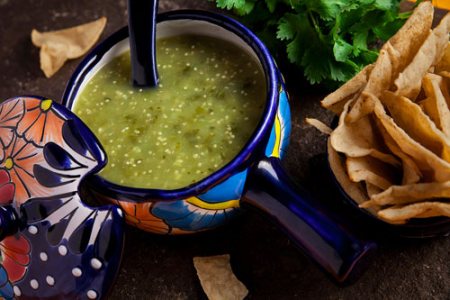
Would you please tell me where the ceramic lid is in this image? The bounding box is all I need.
[0,96,124,299]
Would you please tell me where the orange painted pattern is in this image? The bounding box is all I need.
[17,98,65,146]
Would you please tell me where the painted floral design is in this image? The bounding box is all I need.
[0,167,31,296]
[0,235,31,283]
[0,96,123,299]
[1,135,52,204]
[0,100,24,161]
[16,98,65,146]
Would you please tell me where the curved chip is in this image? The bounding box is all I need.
[382,90,450,162]
[393,13,450,99]
[377,202,450,224]
[373,96,450,182]
[31,17,107,77]
[331,99,400,166]
[346,1,434,122]
[362,181,450,207]
[420,73,450,137]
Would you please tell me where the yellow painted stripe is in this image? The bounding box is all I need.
[271,113,282,158]
[186,197,240,210]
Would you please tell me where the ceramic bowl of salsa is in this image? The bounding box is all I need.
[63,10,376,283]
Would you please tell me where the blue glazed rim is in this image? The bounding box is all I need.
[62,10,279,202]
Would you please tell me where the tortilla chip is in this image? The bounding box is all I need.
[393,13,450,99]
[193,255,248,300]
[365,182,383,198]
[420,73,450,137]
[331,100,400,166]
[377,123,422,184]
[39,44,67,78]
[373,96,450,182]
[345,48,394,122]
[435,42,450,74]
[31,17,107,77]
[381,90,450,162]
[346,1,434,122]
[327,139,368,205]
[346,156,398,190]
[377,202,450,223]
[362,181,450,207]
[305,118,332,135]
[321,64,373,114]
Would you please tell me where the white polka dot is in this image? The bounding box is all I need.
[87,290,98,299]
[72,267,82,277]
[58,245,67,256]
[117,208,123,217]
[13,286,21,296]
[40,252,48,261]
[46,276,55,286]
[90,258,102,270]
[28,226,38,235]
[30,279,39,290]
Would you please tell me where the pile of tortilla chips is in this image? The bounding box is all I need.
[310,1,450,224]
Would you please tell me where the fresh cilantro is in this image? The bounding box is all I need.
[212,0,408,87]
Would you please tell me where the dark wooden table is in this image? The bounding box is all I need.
[0,1,448,299]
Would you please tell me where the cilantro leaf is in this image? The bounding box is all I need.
[213,0,407,87]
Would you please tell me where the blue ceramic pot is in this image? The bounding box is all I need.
[63,10,376,283]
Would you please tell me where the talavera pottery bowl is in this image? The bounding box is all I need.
[0,96,124,299]
[63,10,376,283]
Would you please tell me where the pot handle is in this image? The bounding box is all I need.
[242,157,376,284]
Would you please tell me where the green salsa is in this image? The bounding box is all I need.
[74,35,266,189]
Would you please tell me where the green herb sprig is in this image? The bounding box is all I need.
[214,0,410,87]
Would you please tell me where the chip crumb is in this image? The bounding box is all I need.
[193,254,248,300]
[305,118,332,135]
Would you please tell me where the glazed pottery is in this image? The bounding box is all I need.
[0,96,124,299]
[64,10,376,283]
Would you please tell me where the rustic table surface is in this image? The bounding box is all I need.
[0,0,448,299]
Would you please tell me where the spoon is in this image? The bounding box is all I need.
[128,0,159,87]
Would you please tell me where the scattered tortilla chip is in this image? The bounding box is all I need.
[362,181,450,207]
[31,17,107,77]
[193,255,248,300]
[305,118,332,135]
[377,202,450,224]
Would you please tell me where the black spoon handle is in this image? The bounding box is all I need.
[128,0,159,87]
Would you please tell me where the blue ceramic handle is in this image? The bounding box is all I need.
[128,0,159,87]
[243,157,376,283]
[0,205,19,241]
